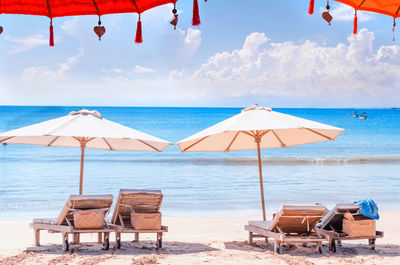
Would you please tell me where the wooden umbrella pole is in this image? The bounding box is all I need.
[79,139,86,195]
[255,136,266,221]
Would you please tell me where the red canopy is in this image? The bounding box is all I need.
[0,0,204,45]
[0,0,176,18]
[308,0,400,38]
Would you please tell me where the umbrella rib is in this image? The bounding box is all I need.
[102,138,114,151]
[47,115,80,135]
[47,136,59,146]
[304,128,333,141]
[395,5,400,16]
[260,130,270,137]
[129,0,140,12]
[137,139,161,152]
[45,0,52,18]
[183,136,209,152]
[242,131,255,137]
[225,131,240,152]
[0,136,15,143]
[271,130,286,148]
[91,0,101,16]
[358,0,367,8]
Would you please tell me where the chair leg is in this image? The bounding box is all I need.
[116,232,121,249]
[369,239,376,250]
[98,232,103,243]
[62,233,69,251]
[157,232,163,248]
[274,240,281,254]
[134,233,139,243]
[34,229,40,247]
[248,232,253,245]
[103,232,110,250]
[329,238,336,253]
[316,241,322,254]
[73,233,80,244]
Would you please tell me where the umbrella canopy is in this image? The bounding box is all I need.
[0,109,172,194]
[0,0,205,44]
[308,0,400,36]
[177,105,344,220]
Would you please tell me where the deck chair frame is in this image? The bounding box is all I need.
[315,204,384,252]
[245,205,326,254]
[111,189,168,249]
[29,195,116,251]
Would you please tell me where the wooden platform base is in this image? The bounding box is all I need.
[315,228,384,252]
[245,225,324,254]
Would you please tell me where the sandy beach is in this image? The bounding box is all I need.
[0,211,398,265]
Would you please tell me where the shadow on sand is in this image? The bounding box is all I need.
[0,241,218,265]
[224,240,400,259]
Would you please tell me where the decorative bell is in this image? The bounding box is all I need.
[94,20,106,41]
[170,15,178,29]
[322,11,333,25]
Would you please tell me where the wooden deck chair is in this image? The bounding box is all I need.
[315,204,384,252]
[111,189,168,249]
[30,195,115,251]
[245,205,326,254]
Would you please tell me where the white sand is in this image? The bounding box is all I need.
[0,211,399,265]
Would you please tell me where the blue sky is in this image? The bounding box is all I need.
[1,0,400,107]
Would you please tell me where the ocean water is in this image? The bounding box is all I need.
[0,106,399,219]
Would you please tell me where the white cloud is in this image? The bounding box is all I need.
[134,65,155,73]
[5,29,400,107]
[5,34,48,54]
[20,49,84,83]
[331,4,375,22]
[184,28,202,52]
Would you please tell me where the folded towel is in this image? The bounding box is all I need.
[354,198,379,220]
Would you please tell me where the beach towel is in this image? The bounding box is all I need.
[354,199,379,220]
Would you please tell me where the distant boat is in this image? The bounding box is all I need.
[358,112,367,120]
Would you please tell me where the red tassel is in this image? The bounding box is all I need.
[192,0,201,26]
[135,17,143,44]
[353,11,358,34]
[49,19,54,46]
[308,0,314,15]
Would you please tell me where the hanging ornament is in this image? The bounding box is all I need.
[308,0,315,15]
[0,26,3,35]
[192,0,201,26]
[94,17,106,41]
[393,18,396,41]
[135,14,143,44]
[353,10,358,34]
[170,4,178,30]
[322,1,332,25]
[49,18,54,46]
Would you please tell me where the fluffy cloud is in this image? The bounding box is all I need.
[7,28,400,107]
[5,34,48,54]
[184,28,202,53]
[331,4,375,22]
[134,65,155,73]
[20,49,84,83]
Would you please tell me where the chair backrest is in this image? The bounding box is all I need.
[269,205,326,234]
[316,204,360,231]
[55,194,113,225]
[111,189,163,225]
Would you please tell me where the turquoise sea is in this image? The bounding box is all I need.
[0,106,399,219]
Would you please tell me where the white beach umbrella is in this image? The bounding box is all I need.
[177,105,344,220]
[0,109,172,195]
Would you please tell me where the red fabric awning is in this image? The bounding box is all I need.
[0,0,177,18]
